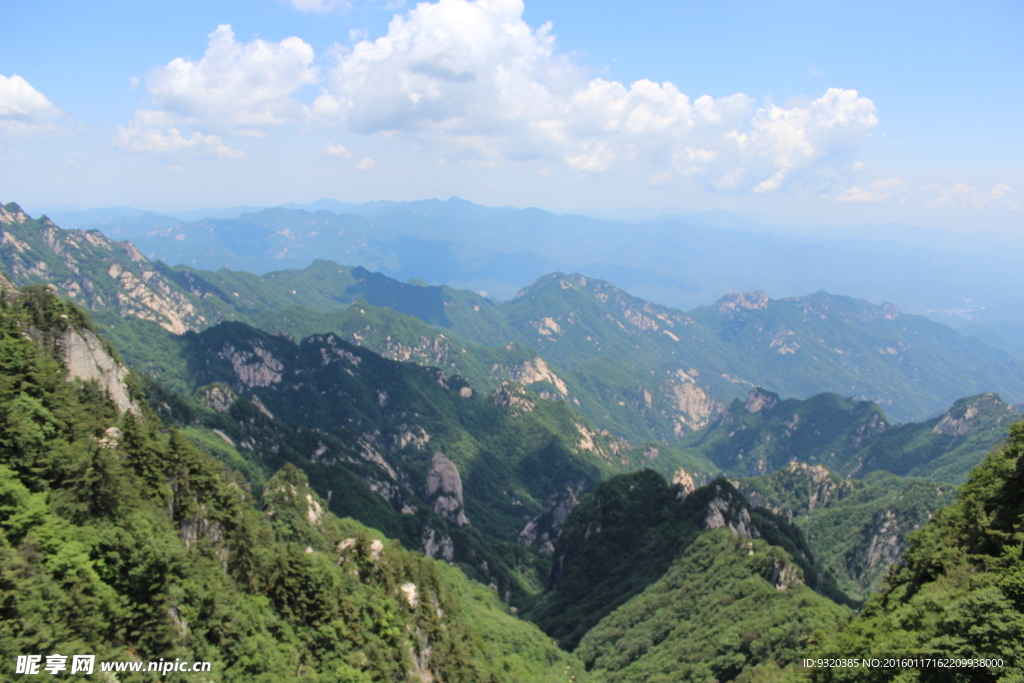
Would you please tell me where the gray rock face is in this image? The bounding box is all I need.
[932,393,1002,436]
[420,526,455,561]
[425,452,469,527]
[59,328,140,414]
[671,467,697,500]
[701,482,759,539]
[519,483,586,556]
[744,387,778,414]
[200,384,238,413]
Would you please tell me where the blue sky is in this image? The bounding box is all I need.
[1,0,1021,229]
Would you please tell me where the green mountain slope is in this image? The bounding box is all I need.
[812,422,1024,681]
[737,465,958,601]
[687,290,1024,421]
[0,279,586,682]
[677,386,1021,483]
[525,471,849,652]
[576,529,850,683]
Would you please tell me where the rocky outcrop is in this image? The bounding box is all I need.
[739,462,854,521]
[488,382,535,413]
[761,550,804,591]
[664,380,726,434]
[714,290,770,314]
[425,453,469,527]
[697,481,759,539]
[932,393,1003,436]
[744,387,779,414]
[671,468,697,500]
[505,357,569,396]
[200,384,238,413]
[219,342,284,387]
[420,526,454,561]
[59,327,140,414]
[519,483,586,556]
[848,509,905,590]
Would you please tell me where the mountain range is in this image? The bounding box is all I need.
[36,198,1024,337]
[3,197,1024,680]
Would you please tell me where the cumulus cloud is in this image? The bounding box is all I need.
[355,157,376,170]
[925,182,1017,210]
[837,177,909,203]
[116,25,317,160]
[311,0,878,192]
[0,74,65,135]
[146,25,318,130]
[114,109,244,159]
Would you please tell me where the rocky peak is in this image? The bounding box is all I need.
[744,387,779,414]
[714,290,770,314]
[519,483,587,556]
[697,481,759,539]
[0,202,29,224]
[425,452,469,527]
[933,393,1006,437]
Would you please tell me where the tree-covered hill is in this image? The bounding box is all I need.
[0,278,587,682]
[811,422,1024,682]
[678,387,1022,483]
[525,470,851,653]
[736,465,958,601]
[576,529,850,683]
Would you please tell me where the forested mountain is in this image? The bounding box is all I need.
[0,280,587,681]
[812,423,1024,681]
[681,387,1022,482]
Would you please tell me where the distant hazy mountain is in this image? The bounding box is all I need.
[34,196,1024,325]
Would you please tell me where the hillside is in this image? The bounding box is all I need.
[0,278,586,682]
[680,387,1022,482]
[736,464,958,600]
[525,471,850,652]
[812,422,1024,681]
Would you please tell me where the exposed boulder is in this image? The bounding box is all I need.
[425,452,469,527]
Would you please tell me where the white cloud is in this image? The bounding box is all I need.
[114,110,245,159]
[355,156,376,170]
[0,74,65,135]
[837,177,909,203]
[291,0,352,12]
[324,142,354,157]
[115,25,318,161]
[145,25,318,131]
[311,0,878,192]
[925,182,1018,210]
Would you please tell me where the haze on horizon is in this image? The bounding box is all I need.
[1,0,1021,233]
